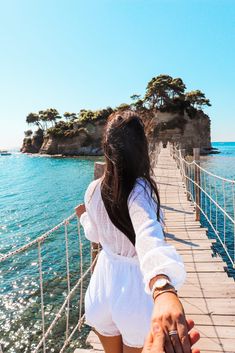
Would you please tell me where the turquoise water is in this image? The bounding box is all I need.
[0,143,235,352]
[200,142,235,273]
[0,154,102,352]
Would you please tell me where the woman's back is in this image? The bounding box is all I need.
[80,176,165,257]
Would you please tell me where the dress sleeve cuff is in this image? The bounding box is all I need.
[79,212,99,243]
[139,245,187,294]
[79,212,86,227]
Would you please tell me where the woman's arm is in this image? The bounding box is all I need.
[128,178,191,353]
[127,178,186,293]
[76,181,100,244]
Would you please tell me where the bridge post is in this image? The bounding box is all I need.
[90,162,105,271]
[193,148,201,221]
[181,149,187,194]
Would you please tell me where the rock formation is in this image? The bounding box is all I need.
[21,109,214,156]
[21,129,44,154]
[147,109,213,155]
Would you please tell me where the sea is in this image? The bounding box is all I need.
[0,142,234,352]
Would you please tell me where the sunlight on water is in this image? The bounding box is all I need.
[0,153,102,352]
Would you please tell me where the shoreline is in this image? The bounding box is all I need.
[23,152,105,160]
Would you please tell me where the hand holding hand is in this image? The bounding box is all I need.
[75,203,86,218]
[142,318,200,353]
[151,291,193,353]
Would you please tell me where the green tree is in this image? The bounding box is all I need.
[40,108,61,128]
[130,94,141,102]
[185,90,211,109]
[144,75,186,108]
[115,103,131,111]
[78,109,95,121]
[24,129,33,137]
[26,112,43,130]
[170,78,186,98]
[64,112,77,121]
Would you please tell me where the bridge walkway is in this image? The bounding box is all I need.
[76,147,235,353]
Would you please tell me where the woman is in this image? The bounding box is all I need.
[76,111,200,353]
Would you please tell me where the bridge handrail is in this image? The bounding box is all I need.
[170,143,235,269]
[0,213,98,353]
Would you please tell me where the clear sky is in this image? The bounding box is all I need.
[0,0,234,149]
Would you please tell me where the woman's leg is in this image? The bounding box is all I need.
[123,343,143,353]
[93,328,123,353]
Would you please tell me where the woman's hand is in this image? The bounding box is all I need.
[151,292,192,353]
[143,318,200,353]
[75,203,86,218]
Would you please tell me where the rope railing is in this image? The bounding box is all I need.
[170,144,235,269]
[0,213,100,353]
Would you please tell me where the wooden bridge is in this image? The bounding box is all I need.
[76,146,235,353]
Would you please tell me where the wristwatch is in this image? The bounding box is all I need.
[151,277,173,297]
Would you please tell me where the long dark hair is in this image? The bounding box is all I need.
[101,110,161,246]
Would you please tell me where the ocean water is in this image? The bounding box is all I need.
[0,143,235,352]
[0,154,103,352]
[200,142,235,271]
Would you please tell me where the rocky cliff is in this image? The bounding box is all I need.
[21,129,44,154]
[21,109,213,156]
[148,109,212,154]
[21,118,106,156]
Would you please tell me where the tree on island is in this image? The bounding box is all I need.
[144,74,186,109]
[128,74,211,114]
[26,109,61,131]
[24,74,211,141]
[77,107,113,122]
[26,113,43,130]
[64,112,77,121]
[39,109,61,128]
[185,90,211,109]
[24,129,33,137]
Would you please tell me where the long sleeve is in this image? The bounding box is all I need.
[128,178,186,294]
[80,180,99,244]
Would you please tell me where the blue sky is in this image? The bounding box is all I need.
[0,0,234,148]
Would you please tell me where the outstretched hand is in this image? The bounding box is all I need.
[142,318,200,353]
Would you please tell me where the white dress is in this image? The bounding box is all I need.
[80,177,186,348]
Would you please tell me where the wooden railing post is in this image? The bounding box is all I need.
[91,162,105,271]
[193,148,201,221]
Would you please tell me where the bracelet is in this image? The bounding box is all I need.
[150,275,172,298]
[153,288,178,302]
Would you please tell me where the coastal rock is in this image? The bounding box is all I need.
[22,110,213,156]
[21,129,44,153]
[39,119,106,156]
[148,110,212,155]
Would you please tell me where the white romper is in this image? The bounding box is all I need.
[80,177,186,348]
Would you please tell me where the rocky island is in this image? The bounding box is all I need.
[21,75,217,156]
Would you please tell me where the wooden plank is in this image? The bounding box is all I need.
[198,337,235,352]
[178,285,235,298]
[189,314,235,327]
[181,298,235,315]
[196,325,235,339]
[181,253,223,262]
[184,262,226,272]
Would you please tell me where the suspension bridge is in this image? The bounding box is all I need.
[0,144,234,353]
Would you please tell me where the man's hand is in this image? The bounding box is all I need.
[75,203,86,218]
[142,319,200,353]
